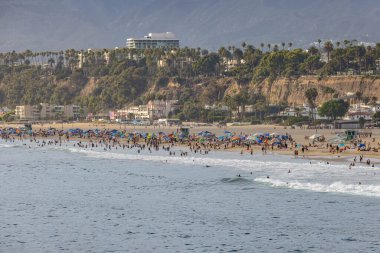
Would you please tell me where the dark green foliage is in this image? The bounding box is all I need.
[0,41,379,119]
[322,86,335,94]
[318,99,349,120]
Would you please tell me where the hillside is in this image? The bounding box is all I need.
[1,42,380,122]
[253,76,380,105]
[1,0,380,51]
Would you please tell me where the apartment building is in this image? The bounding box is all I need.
[114,100,179,121]
[126,32,179,50]
[15,103,83,120]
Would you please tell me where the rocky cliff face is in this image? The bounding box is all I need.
[251,76,380,105]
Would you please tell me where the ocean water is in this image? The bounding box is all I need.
[0,139,380,252]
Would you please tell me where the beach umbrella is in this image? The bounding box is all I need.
[224,130,232,136]
[217,135,225,140]
[309,134,322,140]
[281,135,289,140]
[231,136,240,141]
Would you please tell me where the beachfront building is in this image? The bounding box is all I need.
[276,104,328,120]
[146,100,179,120]
[344,111,373,121]
[113,100,179,121]
[15,103,84,120]
[115,105,150,121]
[15,105,41,120]
[126,32,179,50]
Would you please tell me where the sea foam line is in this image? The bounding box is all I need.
[254,177,380,197]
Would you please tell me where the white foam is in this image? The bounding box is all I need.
[255,177,380,197]
[70,148,301,171]
[3,141,380,198]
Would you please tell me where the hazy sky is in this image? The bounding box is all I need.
[1,0,380,52]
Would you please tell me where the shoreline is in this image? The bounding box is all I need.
[2,134,377,168]
[2,122,380,166]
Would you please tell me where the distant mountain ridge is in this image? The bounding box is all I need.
[1,0,380,52]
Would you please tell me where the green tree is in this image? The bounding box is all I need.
[324,41,334,62]
[305,87,318,121]
[318,99,349,120]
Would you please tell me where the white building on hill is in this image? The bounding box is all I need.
[126,32,180,50]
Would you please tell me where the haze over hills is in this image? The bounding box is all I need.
[1,0,380,52]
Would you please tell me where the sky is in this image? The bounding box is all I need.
[1,0,380,52]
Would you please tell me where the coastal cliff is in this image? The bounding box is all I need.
[251,76,380,105]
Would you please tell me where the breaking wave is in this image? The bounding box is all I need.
[254,178,380,197]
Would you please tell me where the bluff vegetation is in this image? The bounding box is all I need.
[0,40,380,121]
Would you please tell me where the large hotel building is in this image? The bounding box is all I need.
[126,32,179,50]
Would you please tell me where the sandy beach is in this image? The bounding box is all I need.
[2,121,380,161]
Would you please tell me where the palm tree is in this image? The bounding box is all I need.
[260,43,265,52]
[336,41,341,48]
[288,42,293,50]
[305,87,318,121]
[317,39,322,52]
[281,42,285,50]
[267,43,271,51]
[218,47,231,70]
[355,91,363,105]
[241,42,246,49]
[47,58,55,68]
[323,41,334,62]
[308,46,319,55]
[343,39,350,48]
